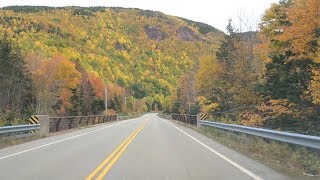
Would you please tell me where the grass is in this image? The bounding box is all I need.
[158,114,320,178]
[0,134,45,149]
[199,126,320,177]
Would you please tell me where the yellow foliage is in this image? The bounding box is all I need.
[241,112,265,127]
[55,58,81,90]
[34,41,41,46]
[267,99,295,118]
[308,68,320,105]
[197,96,219,113]
[241,99,297,127]
[203,102,219,113]
[277,0,320,61]
[260,0,319,62]
[196,55,222,98]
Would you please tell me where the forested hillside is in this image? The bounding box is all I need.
[1,0,318,135]
[175,0,319,135]
[0,6,223,125]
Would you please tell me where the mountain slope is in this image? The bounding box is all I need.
[0,6,223,114]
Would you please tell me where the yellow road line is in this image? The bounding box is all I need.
[86,120,148,180]
[96,122,147,180]
[86,122,144,180]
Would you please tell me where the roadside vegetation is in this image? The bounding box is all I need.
[159,113,320,177]
[199,126,320,177]
[171,0,320,135]
[0,134,44,149]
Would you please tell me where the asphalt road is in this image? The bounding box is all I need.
[0,113,289,180]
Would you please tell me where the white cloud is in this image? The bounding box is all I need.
[0,0,279,32]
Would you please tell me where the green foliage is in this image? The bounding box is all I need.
[67,88,82,116]
[73,9,95,16]
[67,84,105,116]
[261,55,314,104]
[0,6,223,115]
[0,38,36,124]
[91,99,105,115]
[181,17,222,35]
[109,95,121,112]
[2,6,58,13]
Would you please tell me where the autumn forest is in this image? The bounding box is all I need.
[0,0,319,135]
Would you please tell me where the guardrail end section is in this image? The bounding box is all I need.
[35,115,50,136]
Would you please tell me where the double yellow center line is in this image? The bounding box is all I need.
[86,120,148,180]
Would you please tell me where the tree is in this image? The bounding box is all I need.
[28,54,81,115]
[196,21,260,121]
[257,0,320,134]
[91,99,105,115]
[0,37,36,124]
[68,88,80,116]
[174,73,196,114]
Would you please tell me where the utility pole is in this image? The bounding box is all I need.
[133,98,136,112]
[124,95,127,112]
[105,85,108,115]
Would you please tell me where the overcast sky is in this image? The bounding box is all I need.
[0,0,279,32]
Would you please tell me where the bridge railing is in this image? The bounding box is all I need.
[170,113,320,150]
[171,114,197,125]
[49,115,117,133]
[0,114,118,136]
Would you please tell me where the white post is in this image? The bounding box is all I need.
[196,113,201,127]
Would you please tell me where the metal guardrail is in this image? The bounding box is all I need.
[199,121,320,149]
[171,114,320,149]
[0,124,40,135]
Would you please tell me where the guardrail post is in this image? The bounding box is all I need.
[196,113,201,127]
[36,115,50,136]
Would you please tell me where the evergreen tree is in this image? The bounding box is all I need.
[78,86,85,115]
[110,95,121,112]
[83,81,96,115]
[214,20,240,112]
[0,37,36,123]
[91,99,105,115]
[68,88,80,116]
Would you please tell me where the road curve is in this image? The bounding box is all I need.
[0,113,288,180]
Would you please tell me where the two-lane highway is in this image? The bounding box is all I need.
[0,113,288,179]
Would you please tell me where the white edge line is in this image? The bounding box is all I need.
[162,119,263,180]
[0,120,130,160]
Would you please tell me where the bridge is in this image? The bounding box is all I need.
[0,113,296,179]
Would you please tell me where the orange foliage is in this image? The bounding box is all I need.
[26,54,81,114]
[241,99,297,127]
[277,0,320,61]
[107,83,126,99]
[88,73,105,98]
